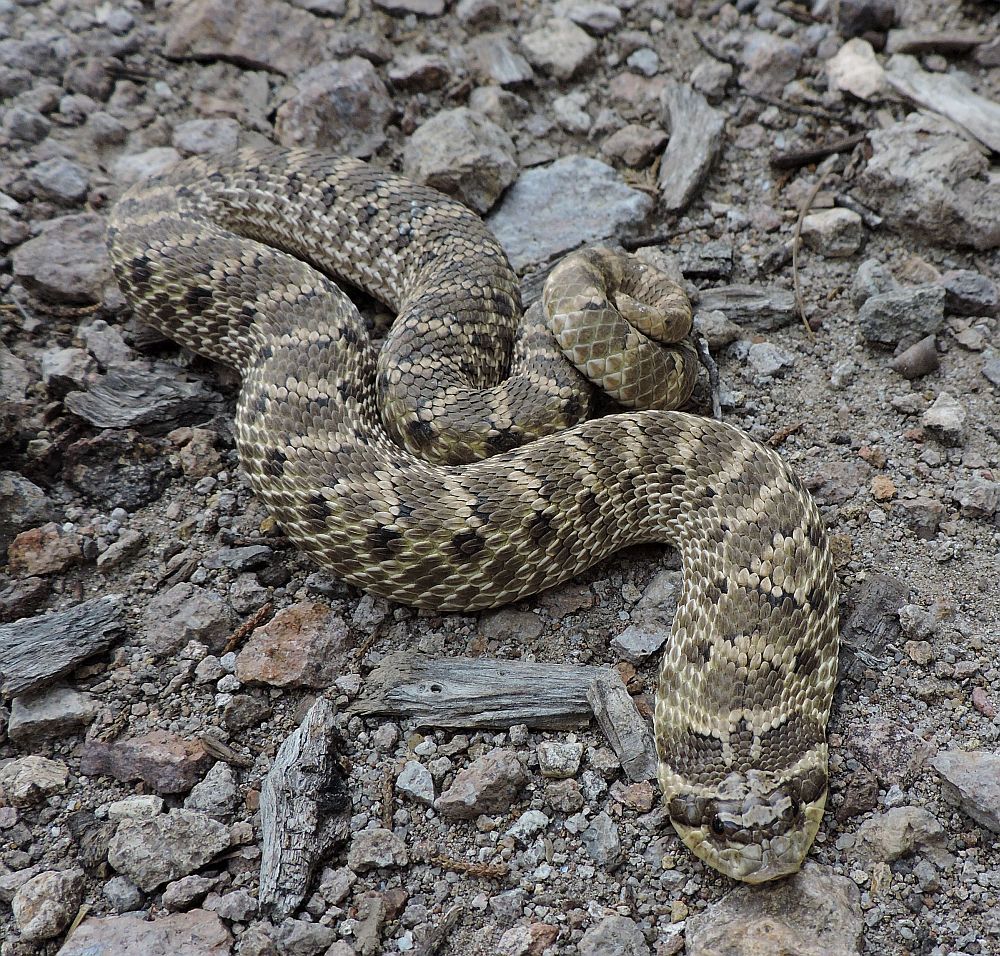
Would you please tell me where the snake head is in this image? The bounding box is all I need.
[663,765,828,883]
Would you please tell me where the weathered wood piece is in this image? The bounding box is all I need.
[588,673,659,782]
[64,362,223,433]
[838,573,911,684]
[0,594,125,698]
[351,653,598,730]
[658,79,725,213]
[886,30,987,56]
[886,54,1000,154]
[259,698,351,920]
[694,285,797,329]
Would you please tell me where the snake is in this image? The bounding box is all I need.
[107,146,839,884]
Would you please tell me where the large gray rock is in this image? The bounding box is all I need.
[8,686,96,743]
[403,107,516,214]
[487,156,653,270]
[685,863,863,955]
[275,57,392,157]
[108,810,230,891]
[933,750,1000,833]
[855,111,1000,250]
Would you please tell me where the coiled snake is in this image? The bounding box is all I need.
[108,147,839,883]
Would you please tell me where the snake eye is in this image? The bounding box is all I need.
[710,815,725,836]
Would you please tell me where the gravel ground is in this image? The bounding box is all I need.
[1,0,999,953]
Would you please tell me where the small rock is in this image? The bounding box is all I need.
[106,795,165,822]
[434,748,527,819]
[627,48,659,77]
[396,760,435,806]
[183,762,239,818]
[895,496,945,539]
[12,868,84,942]
[850,718,934,787]
[855,806,948,863]
[578,914,650,956]
[374,0,443,13]
[487,156,652,271]
[521,18,597,80]
[103,875,144,913]
[581,811,622,868]
[552,92,592,134]
[8,686,96,743]
[172,118,241,156]
[747,342,795,378]
[601,124,667,168]
[388,54,450,92]
[29,157,90,204]
[467,34,534,87]
[402,107,517,215]
[275,57,392,157]
[108,809,230,891]
[2,106,50,143]
[740,31,803,95]
[545,778,585,813]
[941,269,998,316]
[274,917,336,954]
[690,59,733,101]
[498,922,559,956]
[80,319,133,367]
[800,208,864,257]
[686,863,862,955]
[851,258,897,309]
[951,476,1000,520]
[161,874,217,911]
[610,618,668,663]
[347,828,409,871]
[857,284,946,347]
[144,582,232,655]
[838,0,896,39]
[537,740,584,778]
[932,751,1000,833]
[457,0,501,28]
[205,888,258,921]
[81,730,212,795]
[890,334,938,379]
[558,0,620,35]
[0,472,54,556]
[505,809,549,845]
[236,601,351,688]
[112,147,182,186]
[6,522,83,576]
[921,391,966,445]
[826,38,888,100]
[57,909,231,955]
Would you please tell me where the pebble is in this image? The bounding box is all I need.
[951,476,1000,519]
[851,258,897,309]
[558,0,621,35]
[12,868,85,942]
[690,59,733,101]
[108,809,230,891]
[521,18,597,80]
[626,48,659,77]
[6,521,83,576]
[601,124,667,168]
[578,914,650,956]
[932,751,1000,833]
[183,761,239,818]
[921,391,966,445]
[581,811,622,868]
[434,748,527,819]
[800,207,864,257]
[106,794,165,822]
[746,341,796,378]
[347,827,409,871]
[374,0,443,13]
[58,909,231,955]
[610,618,668,663]
[8,685,96,743]
[487,156,652,270]
[387,53,450,92]
[396,759,435,806]
[855,807,948,863]
[161,874,217,911]
[537,740,584,778]
[857,284,946,347]
[402,107,517,215]
[889,334,939,379]
[236,601,351,688]
[505,808,549,844]
[895,496,945,539]
[838,0,897,38]
[739,31,804,95]
[112,146,182,186]
[456,0,501,28]
[102,875,144,913]
[552,92,592,134]
[275,58,392,157]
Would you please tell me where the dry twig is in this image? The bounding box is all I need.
[224,601,273,653]
[791,173,829,341]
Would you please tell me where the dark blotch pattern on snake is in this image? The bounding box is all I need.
[107,146,839,882]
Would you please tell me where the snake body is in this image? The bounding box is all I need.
[108,147,839,883]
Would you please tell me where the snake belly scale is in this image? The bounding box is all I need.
[108,146,839,883]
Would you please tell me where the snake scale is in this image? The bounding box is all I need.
[108,146,839,883]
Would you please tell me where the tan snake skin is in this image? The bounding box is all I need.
[108,146,839,883]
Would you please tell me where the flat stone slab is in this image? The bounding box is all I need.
[486,155,653,271]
